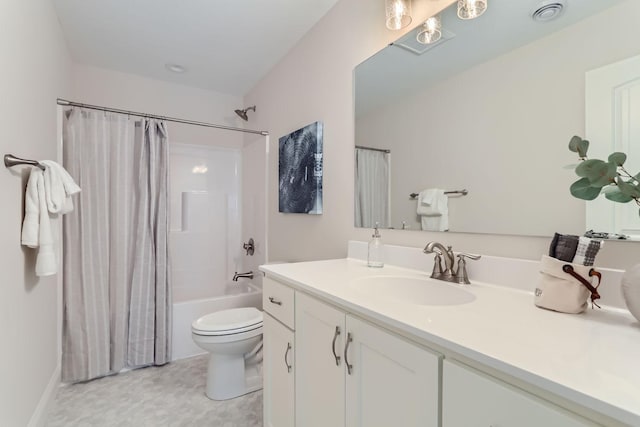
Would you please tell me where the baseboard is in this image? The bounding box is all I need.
[27,365,60,427]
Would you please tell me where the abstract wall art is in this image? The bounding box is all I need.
[278,121,323,214]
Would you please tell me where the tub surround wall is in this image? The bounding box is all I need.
[241,134,269,287]
[0,1,72,426]
[245,0,639,271]
[170,144,242,300]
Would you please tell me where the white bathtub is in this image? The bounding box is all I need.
[171,282,263,360]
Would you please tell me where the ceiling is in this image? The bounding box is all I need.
[52,0,340,97]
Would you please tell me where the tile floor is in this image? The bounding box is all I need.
[46,355,263,427]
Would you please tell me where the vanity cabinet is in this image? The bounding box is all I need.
[263,279,295,427]
[442,360,596,427]
[295,292,441,427]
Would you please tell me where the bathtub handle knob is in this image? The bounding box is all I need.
[269,297,282,306]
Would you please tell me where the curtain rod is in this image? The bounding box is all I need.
[57,99,269,136]
[355,145,390,153]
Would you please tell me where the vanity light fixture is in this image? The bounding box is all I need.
[416,15,442,45]
[457,0,487,20]
[385,0,412,30]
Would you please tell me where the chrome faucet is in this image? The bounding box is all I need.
[423,241,481,285]
[233,271,254,281]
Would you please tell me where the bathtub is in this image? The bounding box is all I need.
[171,282,263,360]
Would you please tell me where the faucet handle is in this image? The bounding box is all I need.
[455,253,481,284]
[457,252,481,261]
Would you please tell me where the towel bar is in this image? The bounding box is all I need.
[4,154,45,170]
[410,189,468,199]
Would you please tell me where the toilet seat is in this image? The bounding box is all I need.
[192,307,263,336]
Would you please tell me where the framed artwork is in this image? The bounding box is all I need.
[278,121,323,214]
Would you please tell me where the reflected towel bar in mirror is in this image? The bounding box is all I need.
[409,189,468,199]
[4,154,46,170]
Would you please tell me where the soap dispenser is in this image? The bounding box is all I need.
[367,224,384,268]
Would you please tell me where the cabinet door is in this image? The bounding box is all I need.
[263,313,295,427]
[442,360,596,427]
[345,316,441,427]
[295,293,347,427]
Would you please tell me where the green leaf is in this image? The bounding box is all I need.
[570,177,602,200]
[608,152,627,166]
[604,187,634,203]
[575,159,604,177]
[568,135,589,156]
[575,159,617,186]
[568,136,582,153]
[568,136,589,158]
[617,178,640,198]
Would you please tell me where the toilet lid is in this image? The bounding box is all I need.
[192,307,263,334]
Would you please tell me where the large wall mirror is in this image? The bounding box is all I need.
[354,0,640,238]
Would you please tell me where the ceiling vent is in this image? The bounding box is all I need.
[531,1,566,22]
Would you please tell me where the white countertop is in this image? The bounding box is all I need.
[260,258,640,426]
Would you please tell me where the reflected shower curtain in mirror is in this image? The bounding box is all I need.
[61,108,171,382]
[355,148,390,228]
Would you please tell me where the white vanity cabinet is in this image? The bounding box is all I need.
[442,360,597,427]
[263,278,295,427]
[295,292,441,427]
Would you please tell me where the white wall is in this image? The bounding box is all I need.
[246,0,639,270]
[0,1,71,426]
[357,1,640,236]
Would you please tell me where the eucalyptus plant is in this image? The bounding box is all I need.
[568,135,640,216]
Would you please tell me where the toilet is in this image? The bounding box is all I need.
[191,307,263,400]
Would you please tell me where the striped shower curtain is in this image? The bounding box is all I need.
[61,108,171,382]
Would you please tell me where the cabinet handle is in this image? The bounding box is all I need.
[284,342,292,373]
[344,332,353,375]
[331,326,341,366]
[269,296,282,306]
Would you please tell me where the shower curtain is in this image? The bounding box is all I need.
[355,148,390,229]
[61,108,171,382]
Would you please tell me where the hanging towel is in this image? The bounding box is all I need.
[40,160,81,214]
[21,169,56,276]
[21,163,80,277]
[416,189,448,231]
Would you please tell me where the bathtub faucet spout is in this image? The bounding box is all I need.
[233,271,254,281]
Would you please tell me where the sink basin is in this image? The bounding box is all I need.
[349,276,476,306]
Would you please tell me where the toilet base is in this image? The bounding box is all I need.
[205,352,263,400]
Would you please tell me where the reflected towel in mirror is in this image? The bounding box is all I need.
[417,189,448,231]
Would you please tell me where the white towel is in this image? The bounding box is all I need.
[40,160,81,214]
[416,189,449,231]
[21,163,80,277]
[21,169,56,276]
